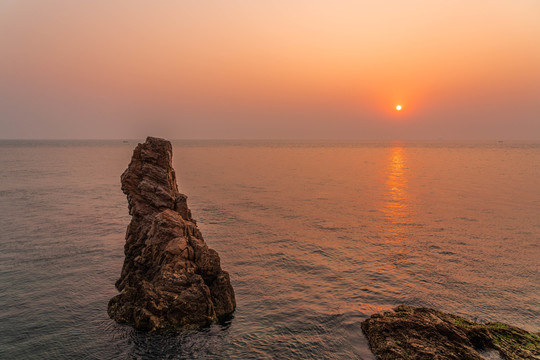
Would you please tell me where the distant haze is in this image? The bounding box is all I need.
[1,1,539,140]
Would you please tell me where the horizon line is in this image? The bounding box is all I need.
[0,138,538,142]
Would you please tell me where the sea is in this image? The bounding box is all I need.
[0,140,539,359]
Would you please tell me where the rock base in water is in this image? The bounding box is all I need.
[361,305,539,360]
[108,137,236,331]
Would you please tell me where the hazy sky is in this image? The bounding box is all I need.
[1,1,539,139]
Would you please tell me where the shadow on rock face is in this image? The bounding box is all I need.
[108,137,236,331]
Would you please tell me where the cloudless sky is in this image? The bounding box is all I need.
[1,0,539,139]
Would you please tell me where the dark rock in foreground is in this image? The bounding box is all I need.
[362,306,539,360]
[108,137,236,331]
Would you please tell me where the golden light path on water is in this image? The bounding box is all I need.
[382,146,409,242]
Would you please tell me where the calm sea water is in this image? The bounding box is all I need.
[0,140,539,359]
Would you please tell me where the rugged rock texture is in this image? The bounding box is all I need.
[362,306,539,360]
[108,137,236,331]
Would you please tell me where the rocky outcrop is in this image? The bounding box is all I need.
[108,136,235,331]
[361,305,539,360]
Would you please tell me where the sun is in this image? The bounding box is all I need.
[395,105,402,111]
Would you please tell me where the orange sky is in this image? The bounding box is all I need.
[1,1,539,139]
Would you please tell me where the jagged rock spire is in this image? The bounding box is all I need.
[108,137,236,330]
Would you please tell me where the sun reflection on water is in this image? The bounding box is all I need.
[382,146,409,241]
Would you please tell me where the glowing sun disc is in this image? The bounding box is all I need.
[396,105,402,111]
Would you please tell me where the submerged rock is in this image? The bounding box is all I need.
[361,305,539,360]
[108,136,235,331]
